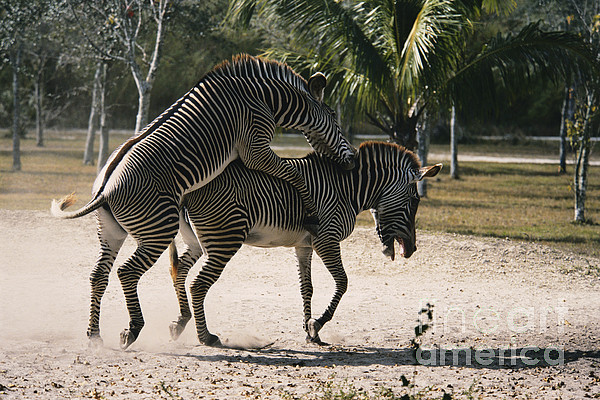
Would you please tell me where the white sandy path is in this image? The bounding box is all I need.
[0,209,599,399]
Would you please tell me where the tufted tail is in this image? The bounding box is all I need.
[169,241,179,284]
[50,192,106,219]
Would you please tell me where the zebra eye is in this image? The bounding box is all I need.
[323,105,335,117]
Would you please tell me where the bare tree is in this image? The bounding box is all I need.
[562,0,599,223]
[10,44,23,171]
[27,10,57,147]
[569,88,596,223]
[559,85,575,173]
[416,113,430,197]
[70,0,174,133]
[97,62,110,171]
[0,0,44,170]
[83,62,102,165]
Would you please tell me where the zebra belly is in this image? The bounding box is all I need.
[245,225,311,248]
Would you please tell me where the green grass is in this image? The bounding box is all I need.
[415,161,600,257]
[1,130,599,257]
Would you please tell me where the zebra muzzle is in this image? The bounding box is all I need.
[382,237,406,261]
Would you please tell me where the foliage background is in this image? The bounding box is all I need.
[0,0,584,140]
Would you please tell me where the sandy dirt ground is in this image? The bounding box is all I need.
[1,209,599,399]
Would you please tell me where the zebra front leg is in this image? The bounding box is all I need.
[310,242,348,344]
[169,211,203,340]
[88,207,127,346]
[240,141,319,236]
[295,247,320,343]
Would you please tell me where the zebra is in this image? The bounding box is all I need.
[50,55,356,349]
[168,141,442,346]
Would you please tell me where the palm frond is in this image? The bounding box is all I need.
[226,0,261,29]
[284,0,392,89]
[442,22,599,115]
[393,0,462,92]
[481,0,517,16]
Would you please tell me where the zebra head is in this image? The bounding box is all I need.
[297,73,356,170]
[371,158,442,260]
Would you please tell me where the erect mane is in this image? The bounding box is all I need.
[358,141,421,169]
[299,140,421,169]
[204,54,309,92]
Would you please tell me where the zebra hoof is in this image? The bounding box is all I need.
[306,334,328,346]
[306,318,322,340]
[87,333,104,348]
[169,317,190,341]
[303,215,320,237]
[200,333,222,347]
[119,329,138,350]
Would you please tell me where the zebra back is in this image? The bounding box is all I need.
[185,141,421,242]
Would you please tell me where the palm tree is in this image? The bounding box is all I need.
[227,0,596,152]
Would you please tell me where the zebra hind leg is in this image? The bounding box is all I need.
[168,212,203,341]
[88,207,127,347]
[117,239,175,350]
[168,242,200,341]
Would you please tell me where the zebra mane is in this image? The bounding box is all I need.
[205,54,309,92]
[357,141,421,169]
[301,141,421,170]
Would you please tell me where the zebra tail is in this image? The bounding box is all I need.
[50,192,106,219]
[169,241,179,284]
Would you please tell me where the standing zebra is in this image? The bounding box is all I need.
[169,142,442,346]
[51,55,356,349]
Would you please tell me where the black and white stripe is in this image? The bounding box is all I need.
[51,55,355,349]
[170,141,442,345]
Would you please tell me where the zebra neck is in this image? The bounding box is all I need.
[254,80,310,129]
[352,158,400,213]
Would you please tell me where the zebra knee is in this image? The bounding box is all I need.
[190,275,211,296]
[90,264,110,287]
[117,264,140,286]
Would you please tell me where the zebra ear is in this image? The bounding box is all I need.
[308,72,327,102]
[409,163,443,183]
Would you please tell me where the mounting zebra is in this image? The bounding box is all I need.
[169,142,442,346]
[50,55,356,349]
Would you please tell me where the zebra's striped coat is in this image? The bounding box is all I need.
[51,55,355,349]
[170,142,442,345]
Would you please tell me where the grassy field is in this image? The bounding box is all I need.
[1,130,598,257]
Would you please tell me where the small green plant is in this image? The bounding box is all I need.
[279,374,454,399]
[156,381,183,399]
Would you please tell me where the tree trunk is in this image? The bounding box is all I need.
[11,44,22,172]
[388,115,419,151]
[34,71,44,147]
[131,1,167,134]
[574,90,593,223]
[97,63,110,173]
[84,62,102,165]
[417,113,429,197]
[450,105,459,179]
[559,86,575,174]
[574,140,591,223]
[133,78,151,133]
